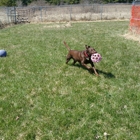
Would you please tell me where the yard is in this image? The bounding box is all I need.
[0,21,140,140]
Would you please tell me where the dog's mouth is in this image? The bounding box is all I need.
[90,51,97,56]
[86,52,97,57]
[89,49,97,55]
[93,51,97,54]
[85,49,97,57]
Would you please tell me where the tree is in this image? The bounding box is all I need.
[21,0,34,5]
[0,0,16,6]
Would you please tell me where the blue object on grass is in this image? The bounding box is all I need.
[0,50,7,57]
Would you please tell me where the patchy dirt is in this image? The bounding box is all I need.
[123,33,140,43]
[0,23,16,29]
[42,22,72,28]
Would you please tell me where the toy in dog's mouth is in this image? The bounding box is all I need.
[91,53,102,63]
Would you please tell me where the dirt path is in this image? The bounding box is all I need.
[123,33,140,43]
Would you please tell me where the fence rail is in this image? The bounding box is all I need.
[0,4,131,26]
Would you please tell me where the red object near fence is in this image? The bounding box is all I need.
[130,0,140,33]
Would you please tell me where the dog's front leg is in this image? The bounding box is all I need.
[82,62,98,76]
[81,60,91,70]
[92,67,98,76]
[90,62,98,76]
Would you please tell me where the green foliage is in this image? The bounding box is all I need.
[0,0,16,6]
[21,0,34,5]
[0,21,140,140]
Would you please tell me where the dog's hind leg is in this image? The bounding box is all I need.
[66,58,71,64]
[72,60,77,65]
[66,54,72,64]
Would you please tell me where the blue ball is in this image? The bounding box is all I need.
[0,50,7,57]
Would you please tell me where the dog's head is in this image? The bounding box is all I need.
[85,45,97,57]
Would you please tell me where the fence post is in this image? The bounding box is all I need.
[6,7,9,23]
[14,7,17,23]
[69,5,72,21]
[100,4,103,20]
[40,7,42,22]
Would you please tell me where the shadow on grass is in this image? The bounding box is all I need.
[68,64,115,78]
[97,69,115,78]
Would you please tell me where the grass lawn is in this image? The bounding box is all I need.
[0,21,140,140]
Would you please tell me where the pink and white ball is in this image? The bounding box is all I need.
[91,53,102,63]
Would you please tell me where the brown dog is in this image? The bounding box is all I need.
[63,41,98,76]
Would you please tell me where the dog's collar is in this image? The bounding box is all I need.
[83,51,89,58]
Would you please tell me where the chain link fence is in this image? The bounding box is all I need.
[0,7,8,28]
[0,4,131,27]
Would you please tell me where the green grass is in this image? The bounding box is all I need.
[0,21,140,140]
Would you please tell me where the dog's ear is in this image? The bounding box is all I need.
[85,45,90,49]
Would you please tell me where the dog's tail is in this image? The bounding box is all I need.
[63,41,70,51]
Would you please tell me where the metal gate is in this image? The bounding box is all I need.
[7,7,30,23]
[7,7,17,23]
